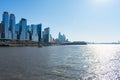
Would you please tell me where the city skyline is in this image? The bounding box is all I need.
[0,11,68,43]
[0,0,120,42]
[0,11,51,43]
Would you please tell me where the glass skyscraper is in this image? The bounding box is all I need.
[28,25,33,40]
[37,24,42,42]
[43,27,50,43]
[9,14,15,39]
[0,22,2,38]
[26,25,30,40]
[15,23,20,40]
[19,18,27,40]
[31,24,38,41]
[2,12,9,39]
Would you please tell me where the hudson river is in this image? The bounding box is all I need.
[0,44,120,80]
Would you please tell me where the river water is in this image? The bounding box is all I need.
[0,44,120,80]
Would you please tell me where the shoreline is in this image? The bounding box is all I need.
[0,40,88,47]
[0,40,59,47]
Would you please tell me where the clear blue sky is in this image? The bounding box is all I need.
[0,0,120,42]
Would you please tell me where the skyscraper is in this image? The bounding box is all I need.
[58,32,66,43]
[31,24,38,42]
[15,23,20,40]
[0,22,3,38]
[43,27,50,43]
[9,14,15,39]
[28,25,33,40]
[37,24,42,42]
[26,25,30,40]
[2,12,9,39]
[19,18,27,40]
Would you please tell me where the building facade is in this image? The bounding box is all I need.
[31,24,38,41]
[2,12,9,39]
[9,14,15,39]
[37,24,42,42]
[19,18,27,40]
[43,27,50,43]
[15,23,20,40]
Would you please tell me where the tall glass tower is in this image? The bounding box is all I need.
[2,12,9,39]
[0,22,2,38]
[9,14,15,39]
[31,24,38,41]
[15,23,20,40]
[19,18,27,40]
[37,24,42,42]
[43,27,50,43]
[26,25,30,40]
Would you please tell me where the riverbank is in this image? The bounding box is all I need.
[0,40,58,47]
[0,40,88,47]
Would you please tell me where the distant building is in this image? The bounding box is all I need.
[26,25,30,40]
[50,34,54,43]
[28,25,33,40]
[19,18,27,40]
[0,22,3,38]
[9,14,15,39]
[31,24,38,41]
[57,32,66,43]
[31,24,42,42]
[2,12,9,39]
[43,27,50,43]
[15,23,20,40]
[37,24,42,42]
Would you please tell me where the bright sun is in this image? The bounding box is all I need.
[92,0,113,6]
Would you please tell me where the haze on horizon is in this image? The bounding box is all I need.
[0,0,120,43]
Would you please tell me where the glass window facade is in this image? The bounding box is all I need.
[9,14,15,39]
[2,12,9,39]
[19,18,27,40]
[31,24,38,42]
[43,27,50,43]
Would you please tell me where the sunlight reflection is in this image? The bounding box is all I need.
[90,44,117,63]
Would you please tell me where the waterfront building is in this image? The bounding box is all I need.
[0,22,2,38]
[9,14,15,39]
[26,25,30,40]
[31,24,38,41]
[57,32,66,43]
[19,18,27,40]
[43,27,50,43]
[50,34,54,43]
[2,12,9,39]
[28,25,33,40]
[37,24,42,42]
[15,23,20,40]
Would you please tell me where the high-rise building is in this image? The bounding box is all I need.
[0,22,3,38]
[50,34,54,43]
[19,18,27,40]
[28,25,33,40]
[37,24,42,42]
[26,25,30,40]
[9,14,15,39]
[57,32,66,43]
[15,23,20,40]
[43,27,50,43]
[2,12,9,39]
[31,24,38,41]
